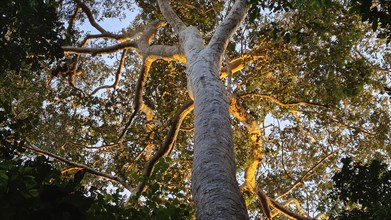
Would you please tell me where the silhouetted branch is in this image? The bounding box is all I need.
[63,41,138,55]
[73,0,108,34]
[90,49,128,95]
[275,151,336,201]
[134,100,194,195]
[117,58,152,143]
[23,144,133,192]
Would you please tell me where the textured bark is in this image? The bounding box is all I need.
[188,49,249,219]
[158,0,251,218]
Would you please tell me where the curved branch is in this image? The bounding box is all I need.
[140,102,155,159]
[90,49,128,95]
[67,4,81,34]
[275,151,336,201]
[230,96,268,217]
[240,93,328,108]
[73,0,108,34]
[117,58,152,143]
[63,41,138,56]
[268,198,313,219]
[256,190,314,220]
[133,100,194,195]
[229,96,263,190]
[220,47,267,78]
[23,145,133,192]
[256,188,271,219]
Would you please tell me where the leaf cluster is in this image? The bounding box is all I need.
[328,157,391,219]
[0,0,65,73]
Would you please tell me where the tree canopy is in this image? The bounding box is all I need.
[1,0,390,219]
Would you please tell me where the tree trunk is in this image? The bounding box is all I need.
[183,27,249,219]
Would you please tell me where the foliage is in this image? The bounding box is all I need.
[0,146,193,219]
[328,157,391,219]
[349,0,391,42]
[1,0,390,219]
[0,0,64,73]
[0,144,92,220]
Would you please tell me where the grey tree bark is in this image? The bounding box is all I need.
[158,0,251,219]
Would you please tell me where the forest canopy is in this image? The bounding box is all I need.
[1,0,390,219]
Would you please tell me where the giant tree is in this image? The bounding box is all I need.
[2,0,390,219]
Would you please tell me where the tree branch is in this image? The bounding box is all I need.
[268,198,313,219]
[134,100,194,195]
[220,47,267,78]
[23,145,133,193]
[229,96,263,191]
[90,49,127,95]
[63,41,138,56]
[229,96,268,217]
[73,0,108,34]
[207,0,251,60]
[275,151,336,201]
[255,190,315,220]
[67,4,81,34]
[157,0,186,33]
[117,58,152,143]
[240,93,328,108]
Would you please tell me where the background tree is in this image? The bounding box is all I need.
[327,157,391,219]
[1,0,390,219]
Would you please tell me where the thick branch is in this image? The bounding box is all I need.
[269,198,311,219]
[220,47,267,78]
[157,0,186,33]
[140,102,155,159]
[229,96,263,191]
[148,45,185,63]
[207,0,251,60]
[230,96,268,218]
[134,100,194,195]
[23,145,133,192]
